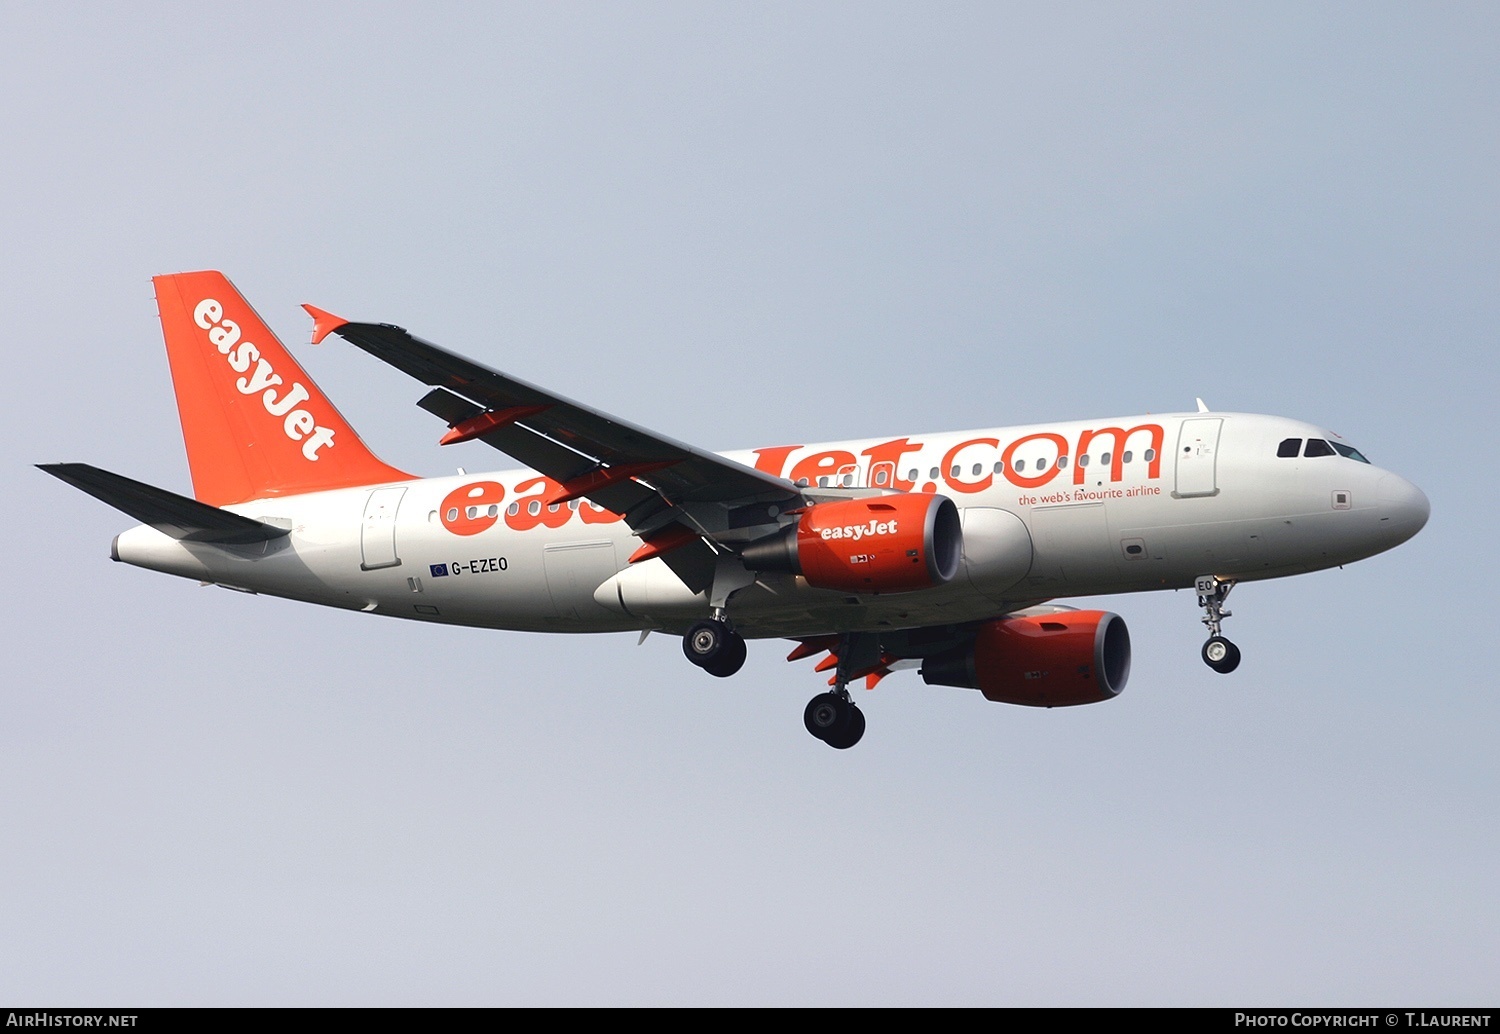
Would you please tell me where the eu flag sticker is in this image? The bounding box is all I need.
[430,563,449,577]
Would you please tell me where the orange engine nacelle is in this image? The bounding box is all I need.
[921,610,1131,706]
[742,494,962,594]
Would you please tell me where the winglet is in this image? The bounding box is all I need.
[302,304,348,345]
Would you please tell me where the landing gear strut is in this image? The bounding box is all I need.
[1195,575,1241,674]
[682,617,747,678]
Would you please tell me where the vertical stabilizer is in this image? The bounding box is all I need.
[153,271,411,505]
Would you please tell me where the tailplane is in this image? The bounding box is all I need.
[38,463,290,544]
[153,271,411,505]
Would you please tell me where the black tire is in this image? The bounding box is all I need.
[1202,636,1242,674]
[683,619,732,668]
[803,693,850,741]
[703,633,747,678]
[823,705,866,749]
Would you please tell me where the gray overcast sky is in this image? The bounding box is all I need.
[3,2,1495,1005]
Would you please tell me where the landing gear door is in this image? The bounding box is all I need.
[361,486,407,570]
[1174,418,1222,498]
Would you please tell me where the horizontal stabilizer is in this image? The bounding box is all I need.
[37,463,291,544]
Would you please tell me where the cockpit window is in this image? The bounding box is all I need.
[1330,441,1371,464]
[1277,438,1302,458]
[1304,439,1335,458]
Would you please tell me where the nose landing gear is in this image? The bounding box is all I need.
[1196,575,1241,674]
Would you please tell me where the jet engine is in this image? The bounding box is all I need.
[742,494,962,594]
[921,610,1130,706]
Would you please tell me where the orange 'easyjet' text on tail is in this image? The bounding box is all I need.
[153,270,411,505]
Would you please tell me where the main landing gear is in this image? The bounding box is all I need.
[803,691,865,750]
[682,617,747,678]
[800,632,874,749]
[680,618,867,749]
[1195,574,1241,674]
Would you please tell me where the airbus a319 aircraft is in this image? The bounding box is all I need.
[42,271,1430,749]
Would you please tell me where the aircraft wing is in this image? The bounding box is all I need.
[304,306,803,547]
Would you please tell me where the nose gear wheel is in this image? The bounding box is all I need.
[1202,635,1241,674]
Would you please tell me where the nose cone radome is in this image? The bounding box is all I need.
[1377,473,1430,547]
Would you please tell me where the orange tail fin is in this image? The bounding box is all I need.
[153,271,411,505]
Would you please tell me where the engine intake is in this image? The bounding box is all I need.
[742,494,962,594]
[922,610,1131,706]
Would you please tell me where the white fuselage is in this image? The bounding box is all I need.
[111,411,1429,640]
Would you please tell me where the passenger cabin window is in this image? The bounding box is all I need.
[1305,439,1336,458]
[1277,438,1302,458]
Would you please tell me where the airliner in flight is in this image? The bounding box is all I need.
[41,271,1430,748]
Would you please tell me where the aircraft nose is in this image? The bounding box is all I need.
[1377,473,1430,545]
